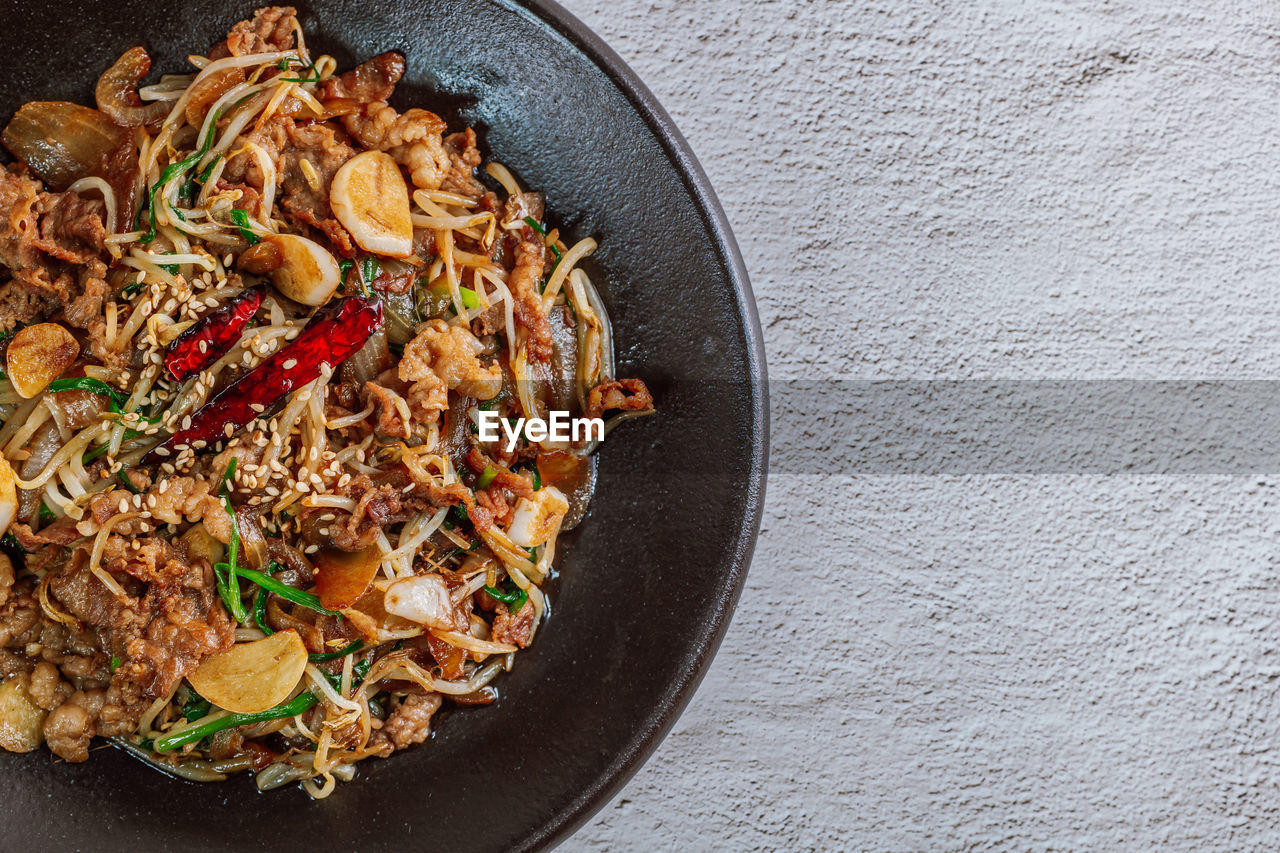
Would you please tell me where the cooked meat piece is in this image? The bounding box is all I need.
[0,168,107,330]
[43,688,105,762]
[318,51,406,104]
[507,239,553,362]
[490,601,535,648]
[33,190,106,264]
[400,319,502,404]
[0,167,44,271]
[212,5,298,58]
[370,692,442,753]
[49,548,234,737]
[439,129,486,199]
[585,377,655,420]
[26,662,69,710]
[364,381,412,440]
[77,478,226,540]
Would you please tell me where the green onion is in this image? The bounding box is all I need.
[221,456,238,492]
[458,286,481,309]
[213,486,247,623]
[1,532,21,552]
[476,465,499,489]
[238,564,341,616]
[523,216,548,236]
[478,390,508,412]
[359,257,379,296]
[46,377,128,412]
[484,583,528,613]
[529,464,542,491]
[140,109,222,244]
[154,691,319,752]
[122,281,146,296]
[38,502,55,523]
[196,154,222,185]
[116,471,141,494]
[253,587,273,636]
[308,639,363,663]
[230,209,259,244]
[109,655,122,672]
[338,259,353,289]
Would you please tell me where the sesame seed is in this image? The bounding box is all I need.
[154,447,170,457]
[304,544,319,554]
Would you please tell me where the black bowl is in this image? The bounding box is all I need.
[0,1,768,849]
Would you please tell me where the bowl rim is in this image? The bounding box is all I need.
[507,0,770,849]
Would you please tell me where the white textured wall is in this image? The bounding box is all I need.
[560,1,1280,850]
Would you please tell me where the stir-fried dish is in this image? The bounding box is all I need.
[0,6,652,795]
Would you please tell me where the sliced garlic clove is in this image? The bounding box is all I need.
[0,456,17,538]
[264,233,342,306]
[383,574,456,630]
[5,323,79,399]
[187,630,308,714]
[506,486,569,548]
[330,150,413,258]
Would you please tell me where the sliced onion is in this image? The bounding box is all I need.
[95,47,169,128]
[382,276,420,346]
[1,102,131,192]
[343,327,389,386]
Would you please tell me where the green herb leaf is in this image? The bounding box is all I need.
[140,109,222,244]
[154,691,319,752]
[116,471,142,494]
[483,582,528,613]
[238,563,341,616]
[230,209,260,244]
[308,639,363,663]
[46,377,128,412]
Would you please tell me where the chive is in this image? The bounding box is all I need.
[154,691,319,752]
[116,471,141,494]
[140,109,222,244]
[478,390,508,412]
[359,257,379,296]
[122,281,146,296]
[181,691,211,721]
[484,583,528,613]
[109,655,122,672]
[253,587,273,636]
[230,209,259,244]
[213,490,247,623]
[530,464,542,491]
[447,504,469,527]
[238,565,341,616]
[46,377,128,412]
[523,216,548,236]
[196,154,222,185]
[476,465,499,489]
[221,456,238,493]
[308,639,363,663]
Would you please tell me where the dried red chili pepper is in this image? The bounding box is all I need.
[164,286,264,382]
[145,295,383,462]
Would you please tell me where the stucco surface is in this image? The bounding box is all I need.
[559,1,1280,850]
